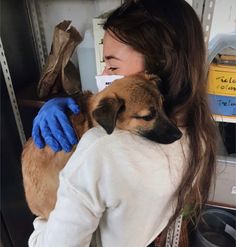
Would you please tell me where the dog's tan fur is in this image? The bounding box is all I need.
[21,74,182,219]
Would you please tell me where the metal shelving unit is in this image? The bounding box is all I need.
[7,0,236,150]
[1,1,234,247]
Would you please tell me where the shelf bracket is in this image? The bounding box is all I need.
[25,0,48,71]
[0,37,26,146]
[192,0,216,44]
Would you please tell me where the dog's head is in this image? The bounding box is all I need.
[91,73,182,144]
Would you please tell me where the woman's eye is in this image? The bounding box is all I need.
[108,67,117,71]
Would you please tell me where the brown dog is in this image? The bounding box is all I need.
[21,73,182,219]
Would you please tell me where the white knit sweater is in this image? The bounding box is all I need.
[28,126,189,247]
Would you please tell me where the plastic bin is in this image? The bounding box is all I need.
[193,209,236,247]
[207,63,236,115]
[208,94,236,115]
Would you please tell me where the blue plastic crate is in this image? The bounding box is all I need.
[208,94,236,115]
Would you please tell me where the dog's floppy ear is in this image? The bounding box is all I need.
[144,73,163,91]
[92,97,124,134]
[144,73,160,82]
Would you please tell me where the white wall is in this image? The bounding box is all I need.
[39,0,236,47]
[38,0,121,53]
[210,0,236,41]
[37,0,236,64]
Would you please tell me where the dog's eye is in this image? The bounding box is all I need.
[142,114,155,121]
[134,109,156,121]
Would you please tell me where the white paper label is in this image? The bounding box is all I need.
[231,185,236,194]
[95,75,124,92]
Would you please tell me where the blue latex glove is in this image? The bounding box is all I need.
[32,97,80,152]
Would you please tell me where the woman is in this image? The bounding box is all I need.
[29,0,217,246]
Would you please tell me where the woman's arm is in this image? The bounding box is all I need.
[28,176,104,247]
[32,97,80,152]
[28,131,107,246]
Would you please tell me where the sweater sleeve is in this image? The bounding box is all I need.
[28,129,107,247]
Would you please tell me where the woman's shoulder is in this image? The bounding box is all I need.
[63,126,189,190]
[77,126,158,149]
[76,126,142,154]
[76,126,189,160]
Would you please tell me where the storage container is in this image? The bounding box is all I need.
[193,209,236,247]
[208,62,236,115]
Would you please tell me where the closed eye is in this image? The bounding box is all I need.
[108,67,118,71]
[133,110,156,121]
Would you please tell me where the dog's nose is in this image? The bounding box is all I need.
[169,126,182,140]
[142,119,183,144]
[156,124,182,144]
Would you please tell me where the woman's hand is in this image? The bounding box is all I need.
[32,97,80,152]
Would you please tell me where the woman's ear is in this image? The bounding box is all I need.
[92,97,124,134]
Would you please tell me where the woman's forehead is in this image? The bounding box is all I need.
[103,31,144,71]
[103,31,131,60]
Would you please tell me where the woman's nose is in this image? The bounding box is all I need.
[101,68,107,75]
[101,67,113,75]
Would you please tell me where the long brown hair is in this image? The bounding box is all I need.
[104,0,216,239]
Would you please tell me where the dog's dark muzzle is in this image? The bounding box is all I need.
[142,117,182,144]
